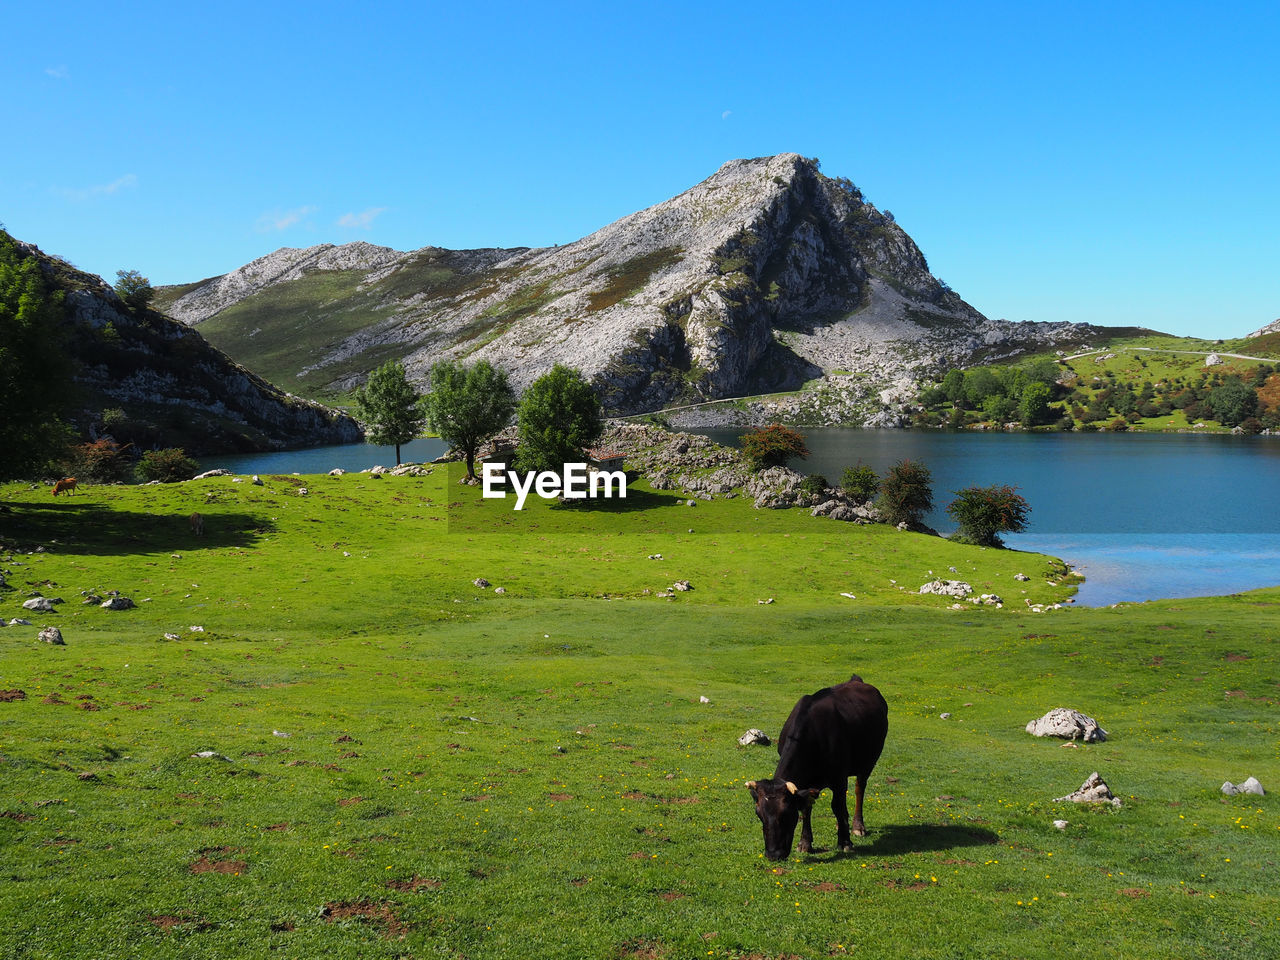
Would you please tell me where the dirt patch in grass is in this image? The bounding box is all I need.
[337,796,362,806]
[270,921,295,932]
[264,822,289,831]
[0,689,26,702]
[548,793,573,801]
[1119,887,1151,898]
[41,694,66,705]
[809,881,845,892]
[386,875,441,892]
[883,879,929,891]
[149,914,211,932]
[1,810,34,822]
[1225,652,1251,662]
[190,849,247,874]
[615,939,668,959]
[321,900,408,939]
[656,891,685,902]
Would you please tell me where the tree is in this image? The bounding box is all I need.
[1207,377,1258,427]
[0,230,73,480]
[114,269,155,312]
[841,461,880,501]
[421,360,516,480]
[740,424,809,470]
[947,484,1030,547]
[514,364,603,473]
[876,459,933,527]
[352,361,425,465]
[1019,380,1052,427]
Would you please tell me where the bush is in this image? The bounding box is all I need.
[799,474,828,496]
[740,424,809,470]
[876,459,933,527]
[947,484,1030,547]
[66,439,132,483]
[841,462,880,501]
[136,448,199,483]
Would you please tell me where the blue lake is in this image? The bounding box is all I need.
[209,429,1280,608]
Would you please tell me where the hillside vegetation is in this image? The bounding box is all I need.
[1,472,1277,958]
[915,334,1280,434]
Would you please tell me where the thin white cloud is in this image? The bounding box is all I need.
[337,207,387,230]
[255,205,318,233]
[46,65,70,80]
[722,110,732,120]
[54,173,138,202]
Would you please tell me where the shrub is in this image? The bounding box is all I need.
[876,459,933,527]
[841,462,880,501]
[947,484,1030,547]
[740,424,809,470]
[799,474,828,496]
[136,447,198,483]
[67,439,132,483]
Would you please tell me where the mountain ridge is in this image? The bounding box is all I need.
[158,154,1104,423]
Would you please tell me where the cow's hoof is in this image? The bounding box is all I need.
[838,841,855,853]
[851,825,866,837]
[797,841,812,854]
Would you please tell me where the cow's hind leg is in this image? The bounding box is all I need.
[832,777,854,852]
[851,775,868,838]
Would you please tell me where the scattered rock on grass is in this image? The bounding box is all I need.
[919,580,973,598]
[673,580,692,592]
[473,578,490,589]
[251,475,263,486]
[738,728,770,746]
[1222,777,1265,796]
[1015,573,1030,581]
[1053,820,1069,830]
[1026,708,1108,743]
[22,598,55,612]
[38,626,64,645]
[100,597,136,611]
[1055,771,1121,807]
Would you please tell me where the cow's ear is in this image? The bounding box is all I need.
[799,788,822,808]
[745,780,758,799]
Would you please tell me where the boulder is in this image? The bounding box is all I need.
[329,468,346,476]
[1223,777,1265,796]
[1026,708,1108,743]
[738,728,770,746]
[919,579,973,598]
[22,597,55,612]
[473,578,490,588]
[38,626,65,645]
[251,475,263,486]
[673,580,692,592]
[100,597,136,611]
[1054,771,1121,807]
[297,487,308,495]
[10,618,32,626]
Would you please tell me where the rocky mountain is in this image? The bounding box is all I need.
[158,154,1102,425]
[1247,319,1280,339]
[15,236,360,455]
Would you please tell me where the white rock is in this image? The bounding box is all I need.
[1053,820,1069,830]
[272,730,290,738]
[100,597,136,611]
[22,597,55,612]
[192,469,231,480]
[738,728,770,746]
[1026,708,1108,743]
[1055,771,1121,807]
[919,579,973,598]
[39,626,65,645]
[251,475,263,486]
[699,695,710,704]
[329,468,346,476]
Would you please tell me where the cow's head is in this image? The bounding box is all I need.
[746,778,821,860]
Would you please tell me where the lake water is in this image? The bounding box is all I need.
[695,428,1280,607]
[209,430,1280,608]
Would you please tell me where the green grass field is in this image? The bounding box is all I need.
[1,471,1277,959]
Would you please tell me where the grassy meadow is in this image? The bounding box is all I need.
[1,469,1278,959]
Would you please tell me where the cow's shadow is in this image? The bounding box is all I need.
[804,823,999,860]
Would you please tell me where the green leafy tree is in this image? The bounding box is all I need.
[514,364,603,473]
[0,231,73,480]
[352,361,426,465]
[740,424,809,470]
[136,447,199,483]
[841,461,880,501]
[876,459,934,527]
[947,484,1030,547]
[421,360,516,480]
[941,369,966,405]
[963,368,1003,407]
[114,269,155,312]
[1019,381,1052,427]
[1207,377,1258,427]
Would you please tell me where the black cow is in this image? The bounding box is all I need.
[746,674,888,860]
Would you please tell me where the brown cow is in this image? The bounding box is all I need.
[52,478,78,496]
[189,512,205,536]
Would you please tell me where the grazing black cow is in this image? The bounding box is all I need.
[746,674,888,860]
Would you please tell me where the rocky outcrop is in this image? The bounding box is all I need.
[158,155,1103,422]
[1246,319,1280,339]
[17,240,361,455]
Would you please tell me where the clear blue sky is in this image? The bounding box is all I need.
[4,0,1277,337]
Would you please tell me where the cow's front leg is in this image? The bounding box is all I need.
[851,775,868,837]
[797,801,815,853]
[831,777,853,852]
